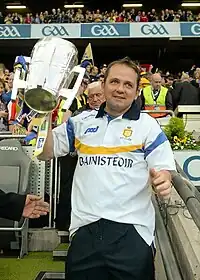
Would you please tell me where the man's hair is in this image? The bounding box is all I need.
[104,57,140,89]
[87,81,102,95]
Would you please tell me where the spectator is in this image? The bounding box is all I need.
[24,13,31,24]
[34,13,41,24]
[90,66,99,81]
[12,12,20,24]
[4,13,12,24]
[148,9,157,22]
[172,73,200,110]
[135,11,141,22]
[140,11,148,22]
[0,12,3,24]
[0,64,5,80]
[0,79,8,132]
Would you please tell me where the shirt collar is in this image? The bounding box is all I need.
[96,101,140,120]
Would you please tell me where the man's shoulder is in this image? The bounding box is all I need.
[139,111,157,124]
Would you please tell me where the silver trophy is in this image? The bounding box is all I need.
[12,37,85,114]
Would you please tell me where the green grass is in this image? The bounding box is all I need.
[54,243,69,251]
[0,252,64,280]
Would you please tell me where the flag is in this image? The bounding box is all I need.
[81,43,94,68]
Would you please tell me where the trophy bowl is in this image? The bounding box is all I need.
[24,37,79,114]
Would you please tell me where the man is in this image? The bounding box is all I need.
[140,73,173,118]
[172,73,200,111]
[39,57,175,280]
[73,81,105,114]
[55,81,105,231]
[0,190,49,221]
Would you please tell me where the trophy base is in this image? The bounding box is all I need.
[24,88,58,114]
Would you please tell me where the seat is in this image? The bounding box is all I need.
[0,139,31,258]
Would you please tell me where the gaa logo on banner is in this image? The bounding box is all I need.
[31,24,81,38]
[183,155,200,181]
[0,25,31,39]
[181,23,200,37]
[175,152,200,185]
[81,23,130,38]
[130,22,181,38]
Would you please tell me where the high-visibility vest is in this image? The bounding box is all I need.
[57,98,83,125]
[143,86,168,118]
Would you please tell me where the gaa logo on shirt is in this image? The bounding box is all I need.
[84,126,99,134]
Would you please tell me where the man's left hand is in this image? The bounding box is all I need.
[150,168,172,199]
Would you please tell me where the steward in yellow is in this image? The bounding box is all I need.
[140,73,173,118]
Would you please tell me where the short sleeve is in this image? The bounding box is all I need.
[52,118,75,158]
[144,117,176,171]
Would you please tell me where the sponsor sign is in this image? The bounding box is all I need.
[181,22,200,37]
[0,24,30,39]
[130,22,180,38]
[81,23,130,38]
[174,151,200,186]
[31,24,80,38]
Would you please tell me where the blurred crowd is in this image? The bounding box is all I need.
[0,60,200,144]
[0,8,200,24]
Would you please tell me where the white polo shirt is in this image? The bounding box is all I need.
[53,102,176,245]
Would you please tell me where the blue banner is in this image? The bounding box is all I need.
[81,23,130,38]
[0,24,31,39]
[181,22,200,37]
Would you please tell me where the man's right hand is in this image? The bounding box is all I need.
[22,195,49,219]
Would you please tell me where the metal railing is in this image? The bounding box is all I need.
[170,169,200,232]
[141,109,175,117]
[153,195,183,280]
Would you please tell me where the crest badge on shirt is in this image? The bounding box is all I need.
[123,127,133,138]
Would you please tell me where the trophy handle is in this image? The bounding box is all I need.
[59,66,86,111]
[11,56,30,101]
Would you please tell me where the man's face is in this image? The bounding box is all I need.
[151,76,162,91]
[102,64,138,115]
[101,67,107,75]
[92,66,98,76]
[88,84,105,109]
[167,78,173,86]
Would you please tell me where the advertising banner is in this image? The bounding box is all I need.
[31,24,80,38]
[130,22,181,38]
[81,23,130,38]
[181,22,200,37]
[174,151,200,186]
[0,24,31,39]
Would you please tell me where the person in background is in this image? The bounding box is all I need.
[0,79,8,132]
[73,81,105,115]
[140,73,173,118]
[0,190,49,221]
[2,73,13,105]
[90,66,99,82]
[165,75,174,93]
[172,73,200,110]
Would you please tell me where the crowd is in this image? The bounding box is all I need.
[0,60,200,143]
[0,8,200,24]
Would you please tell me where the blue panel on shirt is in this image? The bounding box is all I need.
[66,119,75,152]
[144,131,168,159]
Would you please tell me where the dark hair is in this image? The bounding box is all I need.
[104,57,140,89]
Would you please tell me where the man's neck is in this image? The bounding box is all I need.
[105,104,131,118]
